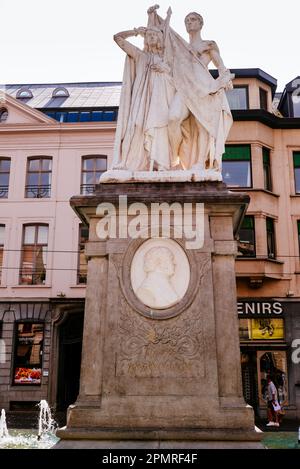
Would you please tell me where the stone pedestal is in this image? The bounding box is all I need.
[56,182,263,448]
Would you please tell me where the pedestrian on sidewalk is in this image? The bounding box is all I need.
[266,375,280,428]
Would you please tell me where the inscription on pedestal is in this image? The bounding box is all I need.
[116,299,205,378]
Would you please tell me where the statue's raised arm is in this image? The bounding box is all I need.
[113,27,146,59]
[109,7,176,173]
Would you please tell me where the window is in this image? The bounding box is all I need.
[13,322,44,385]
[16,88,33,99]
[259,88,268,111]
[43,109,118,123]
[226,86,249,110]
[77,224,89,284]
[79,112,90,122]
[0,225,4,283]
[222,145,252,187]
[238,216,256,257]
[10,401,40,411]
[293,152,300,193]
[20,224,48,285]
[266,217,276,259]
[81,155,107,194]
[0,108,8,122]
[0,157,11,198]
[67,112,79,123]
[52,87,69,98]
[55,112,68,123]
[239,319,284,341]
[293,97,300,118]
[25,157,52,198]
[263,148,272,191]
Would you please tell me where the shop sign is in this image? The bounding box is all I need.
[237,301,284,317]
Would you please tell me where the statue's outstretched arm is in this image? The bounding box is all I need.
[208,41,235,91]
[209,41,228,75]
[114,28,145,59]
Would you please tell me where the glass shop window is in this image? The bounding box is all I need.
[13,322,44,385]
[239,318,284,341]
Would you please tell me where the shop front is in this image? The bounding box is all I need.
[238,299,300,419]
[0,302,52,411]
[0,301,85,413]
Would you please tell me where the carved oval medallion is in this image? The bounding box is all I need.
[131,238,190,310]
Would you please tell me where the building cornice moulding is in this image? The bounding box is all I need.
[0,122,117,134]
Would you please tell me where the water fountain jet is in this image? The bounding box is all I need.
[0,400,58,448]
[0,409,9,438]
[37,400,56,440]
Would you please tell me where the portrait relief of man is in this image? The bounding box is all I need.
[136,246,179,309]
[131,239,191,310]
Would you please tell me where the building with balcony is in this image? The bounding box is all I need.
[0,70,300,419]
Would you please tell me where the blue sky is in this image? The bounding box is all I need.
[1,0,298,91]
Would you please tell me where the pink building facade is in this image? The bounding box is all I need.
[0,84,118,411]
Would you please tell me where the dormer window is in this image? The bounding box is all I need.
[0,108,8,122]
[16,88,33,99]
[52,87,69,98]
[277,77,300,117]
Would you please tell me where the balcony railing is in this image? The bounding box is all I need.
[80,184,97,195]
[235,257,285,283]
[0,185,9,198]
[19,269,46,285]
[25,185,51,198]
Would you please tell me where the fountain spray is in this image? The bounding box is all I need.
[37,400,55,440]
[0,409,9,438]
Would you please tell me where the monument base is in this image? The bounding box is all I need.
[54,427,264,449]
[62,182,263,450]
[100,169,222,184]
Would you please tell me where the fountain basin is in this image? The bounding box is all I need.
[0,429,59,449]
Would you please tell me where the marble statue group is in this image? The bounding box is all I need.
[102,5,234,182]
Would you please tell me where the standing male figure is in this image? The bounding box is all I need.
[167,11,234,172]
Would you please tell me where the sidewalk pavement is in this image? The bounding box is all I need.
[256,417,300,449]
[256,417,300,432]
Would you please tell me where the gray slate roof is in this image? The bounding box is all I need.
[3,82,122,109]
